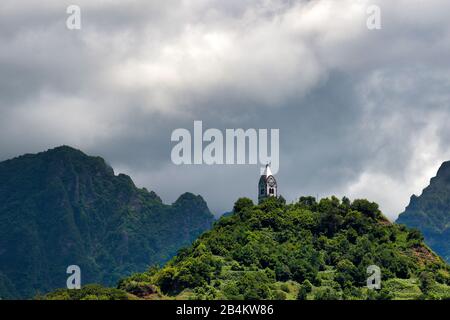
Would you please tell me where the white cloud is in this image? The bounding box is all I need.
[1,0,450,216]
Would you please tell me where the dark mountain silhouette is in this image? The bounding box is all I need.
[0,146,214,298]
[397,161,450,263]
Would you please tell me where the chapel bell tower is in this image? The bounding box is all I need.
[258,163,277,203]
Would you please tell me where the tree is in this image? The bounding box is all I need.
[233,198,254,215]
[277,195,286,205]
[259,196,285,212]
[314,287,341,300]
[419,271,434,295]
[298,196,317,208]
[336,259,357,288]
[341,197,351,208]
[235,270,273,300]
[319,211,344,236]
[297,280,313,300]
[407,229,424,242]
[155,267,177,294]
[351,199,381,219]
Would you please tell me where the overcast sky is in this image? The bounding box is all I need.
[1,0,450,220]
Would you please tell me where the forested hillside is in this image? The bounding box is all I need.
[46,196,450,300]
[0,146,214,298]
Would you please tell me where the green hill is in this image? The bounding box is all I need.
[0,146,214,299]
[397,161,450,263]
[46,196,450,300]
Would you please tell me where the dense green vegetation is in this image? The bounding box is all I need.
[107,196,449,300]
[41,284,131,300]
[0,146,214,299]
[397,161,450,263]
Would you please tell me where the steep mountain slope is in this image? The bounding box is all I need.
[0,146,214,299]
[48,196,450,300]
[397,162,450,263]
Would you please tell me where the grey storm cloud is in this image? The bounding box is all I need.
[1,0,450,220]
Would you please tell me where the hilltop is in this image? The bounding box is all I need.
[46,196,450,300]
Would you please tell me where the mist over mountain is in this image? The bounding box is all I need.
[397,161,450,263]
[0,146,214,299]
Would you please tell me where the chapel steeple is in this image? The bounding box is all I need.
[258,163,277,203]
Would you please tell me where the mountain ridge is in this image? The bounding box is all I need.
[0,146,215,299]
[397,161,450,262]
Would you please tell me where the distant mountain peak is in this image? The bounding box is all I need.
[48,145,83,153]
[173,193,211,216]
[397,161,450,263]
[175,192,205,203]
[37,145,89,161]
[436,160,450,178]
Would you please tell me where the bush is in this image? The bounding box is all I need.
[351,199,381,219]
[44,284,129,300]
[233,198,254,215]
[297,280,313,300]
[314,287,341,300]
[419,271,434,294]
